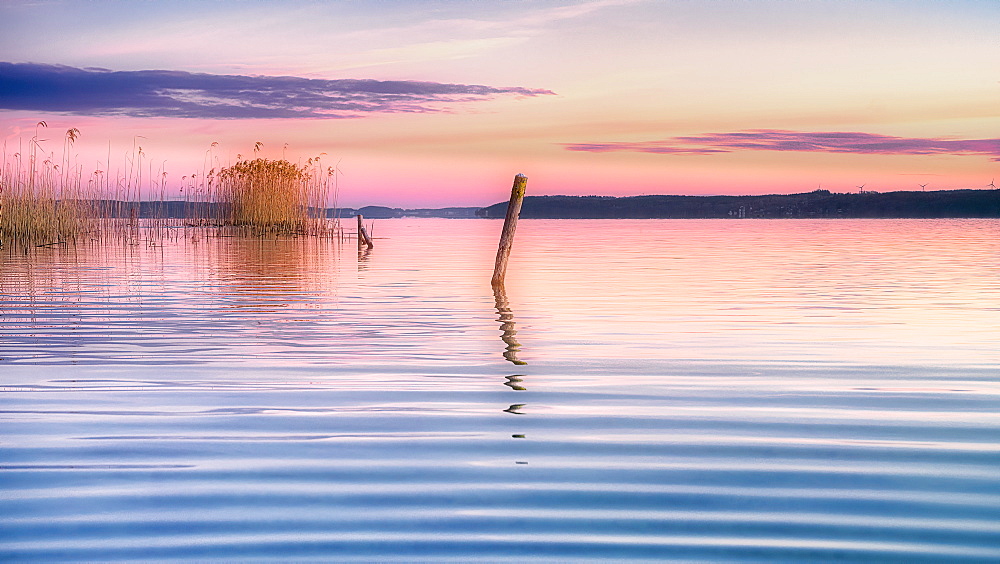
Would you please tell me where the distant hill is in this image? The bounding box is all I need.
[353,206,480,219]
[476,189,1000,219]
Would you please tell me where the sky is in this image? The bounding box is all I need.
[1,0,998,208]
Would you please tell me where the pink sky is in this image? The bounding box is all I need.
[2,0,998,208]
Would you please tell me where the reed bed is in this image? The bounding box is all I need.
[1,126,96,249]
[0,166,93,248]
[2,127,341,250]
[215,157,335,237]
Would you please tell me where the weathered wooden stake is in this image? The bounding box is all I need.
[491,174,527,288]
[357,214,373,249]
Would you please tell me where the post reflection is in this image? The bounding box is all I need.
[357,246,371,267]
[493,284,527,365]
[504,375,526,391]
[503,398,529,465]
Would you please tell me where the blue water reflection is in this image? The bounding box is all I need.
[2,219,999,561]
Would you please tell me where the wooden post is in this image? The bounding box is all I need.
[357,214,373,249]
[491,174,527,288]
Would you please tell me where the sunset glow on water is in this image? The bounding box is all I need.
[2,219,999,561]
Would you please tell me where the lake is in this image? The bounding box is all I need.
[2,218,999,562]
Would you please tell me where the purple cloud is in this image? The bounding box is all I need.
[0,62,555,119]
[565,130,1000,161]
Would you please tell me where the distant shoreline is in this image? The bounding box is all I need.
[477,189,1000,219]
[83,188,1000,219]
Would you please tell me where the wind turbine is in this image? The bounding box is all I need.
[333,158,345,184]
[989,179,997,190]
[919,183,928,191]
[857,184,865,194]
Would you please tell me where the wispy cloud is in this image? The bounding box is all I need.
[565,130,1000,161]
[0,62,555,119]
[318,0,644,73]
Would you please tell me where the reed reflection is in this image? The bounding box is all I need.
[216,237,329,312]
[1,241,128,319]
[493,284,527,365]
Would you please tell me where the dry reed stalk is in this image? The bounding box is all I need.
[1,125,95,250]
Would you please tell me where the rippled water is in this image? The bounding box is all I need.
[2,219,999,562]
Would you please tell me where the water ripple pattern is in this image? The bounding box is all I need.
[2,219,999,562]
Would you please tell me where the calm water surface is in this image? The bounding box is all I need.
[2,219,999,562]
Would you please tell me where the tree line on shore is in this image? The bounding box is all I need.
[476,189,1000,219]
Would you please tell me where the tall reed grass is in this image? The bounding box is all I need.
[2,128,341,250]
[1,124,95,249]
[216,157,332,236]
